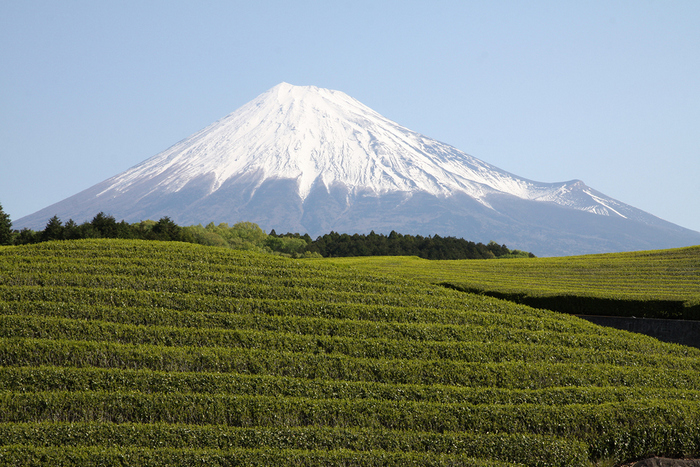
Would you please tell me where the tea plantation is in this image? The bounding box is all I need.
[1,239,699,466]
[328,246,700,320]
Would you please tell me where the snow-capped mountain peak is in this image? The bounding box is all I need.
[16,82,700,256]
[101,82,577,209]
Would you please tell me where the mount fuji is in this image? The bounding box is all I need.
[16,83,700,256]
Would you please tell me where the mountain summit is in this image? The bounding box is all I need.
[16,83,700,256]
[84,83,654,216]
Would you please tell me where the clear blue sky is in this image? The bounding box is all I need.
[2,1,699,233]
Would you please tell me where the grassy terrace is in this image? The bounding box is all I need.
[326,246,700,319]
[1,239,700,466]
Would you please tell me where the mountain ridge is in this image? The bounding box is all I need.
[15,82,700,256]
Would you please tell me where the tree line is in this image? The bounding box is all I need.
[272,230,533,259]
[0,203,533,259]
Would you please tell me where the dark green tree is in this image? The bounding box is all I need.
[91,212,118,238]
[14,228,40,245]
[0,203,12,245]
[151,216,182,241]
[42,215,64,242]
[63,219,81,240]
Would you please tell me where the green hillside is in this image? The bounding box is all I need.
[327,246,700,319]
[1,239,700,466]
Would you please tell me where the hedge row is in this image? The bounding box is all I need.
[0,287,589,331]
[0,253,355,279]
[4,337,700,389]
[1,391,699,456]
[0,268,441,301]
[2,300,692,358]
[0,422,586,466]
[443,284,700,320]
[0,444,526,467]
[0,283,525,315]
[2,366,699,406]
[2,314,699,369]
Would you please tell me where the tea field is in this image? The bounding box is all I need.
[327,246,700,319]
[1,239,700,466]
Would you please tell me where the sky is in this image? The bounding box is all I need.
[1,1,699,233]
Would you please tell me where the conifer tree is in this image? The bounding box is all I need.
[0,202,13,245]
[42,215,64,242]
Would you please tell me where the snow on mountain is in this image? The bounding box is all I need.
[98,83,608,215]
[15,82,700,256]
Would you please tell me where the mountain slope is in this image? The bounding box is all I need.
[16,83,700,256]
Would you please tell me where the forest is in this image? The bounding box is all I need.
[0,204,532,260]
